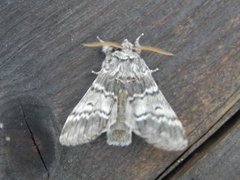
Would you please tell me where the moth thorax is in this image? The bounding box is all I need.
[107,122,132,146]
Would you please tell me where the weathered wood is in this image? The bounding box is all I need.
[157,100,240,179]
[0,0,239,179]
[0,98,57,179]
[168,109,240,180]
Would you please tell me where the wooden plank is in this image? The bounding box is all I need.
[0,0,239,179]
[0,98,55,179]
[158,100,240,179]
[167,109,240,180]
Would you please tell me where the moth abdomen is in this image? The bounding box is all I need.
[107,122,132,146]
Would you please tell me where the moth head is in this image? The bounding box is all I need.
[121,39,134,50]
[83,34,174,56]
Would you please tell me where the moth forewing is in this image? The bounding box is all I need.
[59,81,114,146]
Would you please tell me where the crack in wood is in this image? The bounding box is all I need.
[19,104,50,178]
[155,91,240,179]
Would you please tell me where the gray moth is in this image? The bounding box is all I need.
[59,34,188,151]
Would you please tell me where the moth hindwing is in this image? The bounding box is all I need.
[59,35,188,151]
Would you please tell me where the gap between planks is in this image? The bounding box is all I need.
[157,94,240,179]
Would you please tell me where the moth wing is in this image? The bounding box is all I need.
[59,74,117,146]
[128,61,188,151]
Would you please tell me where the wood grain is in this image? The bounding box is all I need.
[0,0,239,179]
[169,109,240,180]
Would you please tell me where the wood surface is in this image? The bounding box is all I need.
[169,109,240,180]
[0,0,239,179]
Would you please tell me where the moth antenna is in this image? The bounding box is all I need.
[83,42,122,49]
[134,46,174,56]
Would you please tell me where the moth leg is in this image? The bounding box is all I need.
[97,36,113,55]
[150,68,159,73]
[91,70,100,75]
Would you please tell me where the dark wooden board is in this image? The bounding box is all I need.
[157,100,240,179]
[0,0,239,179]
[169,109,240,180]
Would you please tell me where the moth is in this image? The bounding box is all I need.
[59,34,188,151]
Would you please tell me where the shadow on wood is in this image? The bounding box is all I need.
[1,96,57,180]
